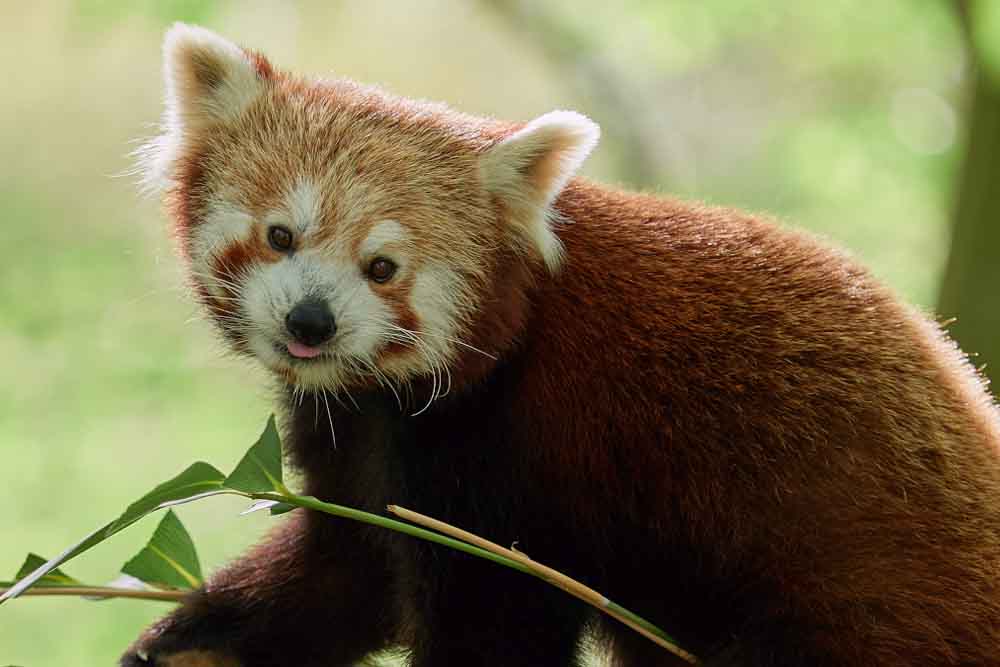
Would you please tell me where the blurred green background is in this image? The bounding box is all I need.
[2,1,997,664]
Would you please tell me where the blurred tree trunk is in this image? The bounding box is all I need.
[937,1,1000,390]
[480,0,663,189]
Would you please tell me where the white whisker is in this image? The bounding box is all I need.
[313,390,319,430]
[320,389,337,449]
[343,387,361,412]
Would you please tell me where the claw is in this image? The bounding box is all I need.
[120,650,153,667]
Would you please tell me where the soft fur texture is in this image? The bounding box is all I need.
[124,24,1000,667]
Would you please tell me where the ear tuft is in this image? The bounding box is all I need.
[481,111,600,273]
[137,25,270,193]
[163,23,268,130]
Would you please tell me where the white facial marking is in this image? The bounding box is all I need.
[260,178,322,236]
[360,220,408,259]
[376,266,464,384]
[286,178,322,231]
[413,267,461,350]
[193,192,468,395]
[239,244,400,391]
[192,201,254,297]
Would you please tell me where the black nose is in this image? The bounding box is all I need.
[285,299,336,347]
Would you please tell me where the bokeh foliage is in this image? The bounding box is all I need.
[0,1,986,664]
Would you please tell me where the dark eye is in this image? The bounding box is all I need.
[368,258,397,283]
[268,225,294,252]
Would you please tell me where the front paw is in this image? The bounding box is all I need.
[121,593,244,666]
[120,648,241,667]
[121,619,240,667]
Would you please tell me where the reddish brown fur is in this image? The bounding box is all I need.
[212,234,272,284]
[244,50,274,81]
[448,245,536,385]
[165,148,208,260]
[377,274,422,360]
[206,232,279,350]
[127,30,1000,667]
[513,183,1000,663]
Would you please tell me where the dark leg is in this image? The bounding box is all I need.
[405,551,589,667]
[121,510,397,667]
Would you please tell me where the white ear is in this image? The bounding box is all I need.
[480,111,600,273]
[163,23,268,132]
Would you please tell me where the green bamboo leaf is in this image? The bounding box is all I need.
[224,415,286,494]
[121,510,202,590]
[0,462,228,604]
[109,462,229,532]
[240,499,297,516]
[269,502,297,516]
[241,499,278,515]
[13,554,81,587]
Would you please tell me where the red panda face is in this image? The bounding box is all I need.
[143,24,599,398]
[170,100,489,395]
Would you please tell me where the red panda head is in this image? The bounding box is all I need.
[143,24,599,398]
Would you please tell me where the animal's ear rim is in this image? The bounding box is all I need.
[162,22,270,130]
[137,24,271,194]
[480,110,600,273]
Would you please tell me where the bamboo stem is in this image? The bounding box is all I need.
[386,505,698,664]
[0,586,185,602]
[3,489,694,662]
[251,492,533,575]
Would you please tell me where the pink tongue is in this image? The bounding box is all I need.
[287,341,323,359]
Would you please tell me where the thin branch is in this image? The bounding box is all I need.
[4,489,695,661]
[954,0,972,43]
[480,0,666,189]
[387,504,698,664]
[0,586,186,602]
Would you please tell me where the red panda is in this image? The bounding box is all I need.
[123,23,1000,667]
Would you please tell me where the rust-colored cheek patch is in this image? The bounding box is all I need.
[378,276,422,358]
[169,153,210,259]
[212,233,276,290]
[199,231,282,352]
